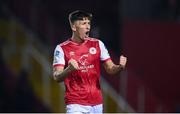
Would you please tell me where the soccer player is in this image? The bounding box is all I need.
[52,10,127,113]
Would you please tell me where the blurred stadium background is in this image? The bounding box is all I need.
[0,0,180,113]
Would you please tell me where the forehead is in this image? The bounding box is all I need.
[74,17,90,24]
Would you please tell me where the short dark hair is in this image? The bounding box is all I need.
[69,10,92,24]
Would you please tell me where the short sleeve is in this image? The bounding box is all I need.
[53,45,65,67]
[98,40,111,62]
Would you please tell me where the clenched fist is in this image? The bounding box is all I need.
[68,59,79,71]
[119,55,127,68]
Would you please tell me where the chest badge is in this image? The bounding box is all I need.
[89,47,97,55]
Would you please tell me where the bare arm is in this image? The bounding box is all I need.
[53,59,79,83]
[103,55,127,75]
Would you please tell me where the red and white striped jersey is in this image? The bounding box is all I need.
[53,37,111,105]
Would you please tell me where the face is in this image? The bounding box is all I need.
[72,18,91,40]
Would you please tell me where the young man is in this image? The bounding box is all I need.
[52,10,127,113]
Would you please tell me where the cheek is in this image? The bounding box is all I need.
[77,28,84,33]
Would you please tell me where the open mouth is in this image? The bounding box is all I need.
[85,31,90,37]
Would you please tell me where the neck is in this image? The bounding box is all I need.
[71,33,84,43]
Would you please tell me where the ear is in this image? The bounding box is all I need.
[71,24,76,31]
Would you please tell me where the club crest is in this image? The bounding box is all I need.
[89,47,97,55]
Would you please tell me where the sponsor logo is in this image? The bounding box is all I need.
[78,54,89,66]
[78,54,94,72]
[80,65,94,72]
[79,64,94,69]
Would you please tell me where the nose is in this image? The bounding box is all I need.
[86,24,90,30]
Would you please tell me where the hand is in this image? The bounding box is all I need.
[119,55,127,68]
[68,59,79,71]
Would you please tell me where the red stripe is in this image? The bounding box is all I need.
[53,64,65,67]
[102,58,111,62]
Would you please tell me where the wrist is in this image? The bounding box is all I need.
[67,65,74,72]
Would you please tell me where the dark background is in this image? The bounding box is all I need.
[0,0,180,112]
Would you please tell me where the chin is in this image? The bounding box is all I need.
[82,36,86,39]
[80,37,85,41]
[85,35,89,38]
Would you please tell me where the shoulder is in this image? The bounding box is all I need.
[86,37,106,46]
[86,37,99,42]
[57,39,71,47]
[86,37,104,45]
[60,40,71,46]
[54,39,71,52]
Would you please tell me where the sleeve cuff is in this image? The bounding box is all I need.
[101,58,111,63]
[53,64,65,67]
